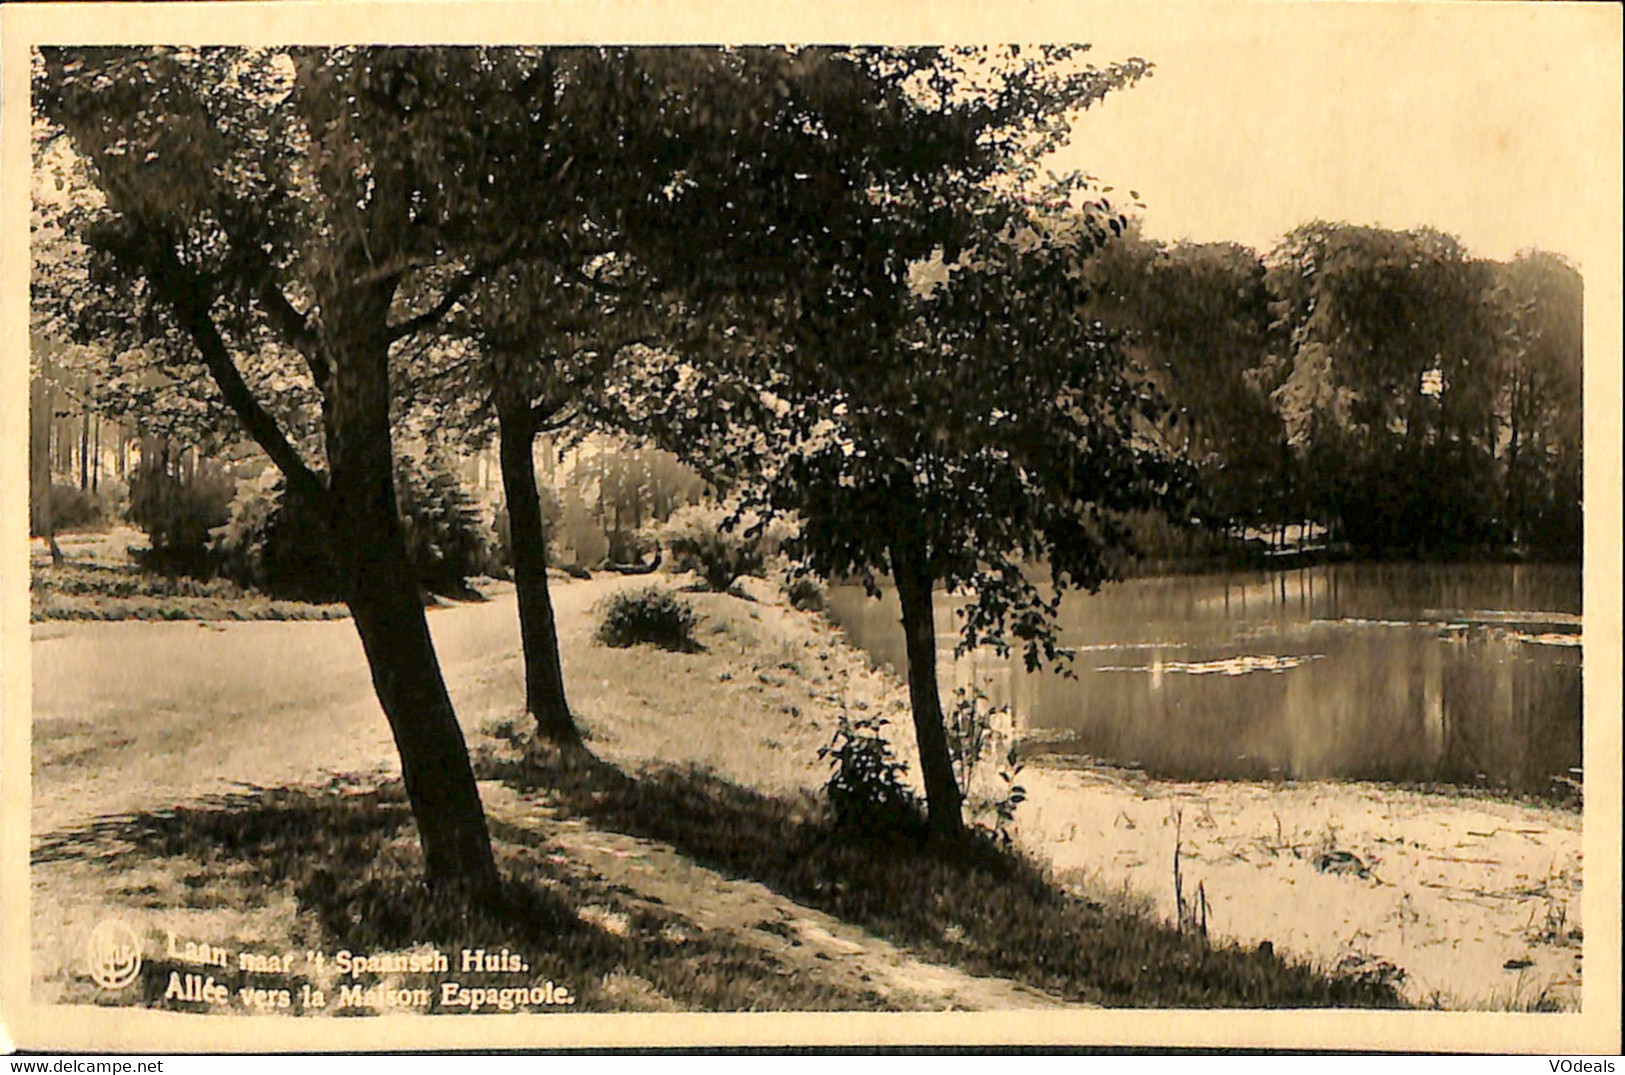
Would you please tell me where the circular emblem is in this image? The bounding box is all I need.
[87,919,143,990]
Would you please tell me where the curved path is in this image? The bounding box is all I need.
[29,578,612,837]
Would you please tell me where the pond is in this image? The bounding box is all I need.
[824,563,1583,797]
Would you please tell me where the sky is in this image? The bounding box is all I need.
[1030,3,1620,268]
[9,2,1616,269]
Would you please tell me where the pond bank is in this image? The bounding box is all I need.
[1009,764,1581,1009]
[559,577,1581,1009]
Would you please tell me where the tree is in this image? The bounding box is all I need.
[1087,232,1287,540]
[606,48,1183,838]
[1487,251,1583,553]
[35,45,1039,885]
[1264,223,1502,553]
[389,45,1101,754]
[400,258,673,750]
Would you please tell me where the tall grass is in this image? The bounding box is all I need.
[485,751,1408,1009]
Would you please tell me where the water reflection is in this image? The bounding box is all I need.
[824,563,1582,796]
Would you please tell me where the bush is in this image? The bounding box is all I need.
[818,713,925,838]
[210,469,347,601]
[594,585,699,651]
[946,684,1026,844]
[128,461,235,573]
[649,502,793,592]
[211,450,494,600]
[394,448,496,595]
[784,573,825,612]
[32,483,108,535]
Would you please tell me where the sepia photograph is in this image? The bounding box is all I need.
[1,0,1619,1055]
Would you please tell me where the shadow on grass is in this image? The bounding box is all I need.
[484,752,1409,1009]
[32,779,888,1013]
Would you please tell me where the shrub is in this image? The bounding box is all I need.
[394,448,495,595]
[128,460,235,573]
[211,470,346,601]
[211,450,493,600]
[947,683,1025,844]
[32,483,108,534]
[649,502,793,592]
[784,573,825,612]
[594,585,699,651]
[818,713,925,838]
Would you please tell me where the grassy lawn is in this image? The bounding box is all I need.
[34,780,888,1013]
[31,559,350,622]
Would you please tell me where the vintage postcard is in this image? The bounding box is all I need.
[1,0,1620,1055]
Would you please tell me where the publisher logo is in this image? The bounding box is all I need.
[87,919,143,990]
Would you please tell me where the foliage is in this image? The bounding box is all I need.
[1083,222,1584,561]
[1486,251,1584,555]
[126,456,235,568]
[594,585,699,651]
[817,713,925,838]
[393,447,497,595]
[595,48,1182,835]
[983,745,1028,847]
[211,453,494,599]
[946,684,1026,844]
[208,469,344,600]
[33,483,109,534]
[648,501,792,592]
[1264,223,1505,554]
[784,573,826,612]
[1087,231,1286,534]
[945,683,1003,791]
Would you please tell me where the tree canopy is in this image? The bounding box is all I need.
[35,42,1168,877]
[596,52,1185,836]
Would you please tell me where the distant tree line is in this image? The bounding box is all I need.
[1090,223,1583,561]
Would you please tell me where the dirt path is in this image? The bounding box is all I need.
[478,781,1070,1011]
[29,576,614,836]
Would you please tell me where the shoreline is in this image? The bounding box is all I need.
[801,593,1583,1011]
[1003,759,1582,1010]
[1016,750,1584,815]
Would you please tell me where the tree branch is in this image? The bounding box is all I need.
[534,399,579,432]
[148,247,329,508]
[257,279,330,390]
[386,266,489,342]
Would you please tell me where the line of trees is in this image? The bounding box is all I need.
[1090,223,1583,560]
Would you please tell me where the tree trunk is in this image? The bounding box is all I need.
[497,396,582,750]
[345,540,500,892]
[890,539,964,840]
[80,410,91,493]
[324,318,499,895]
[31,375,62,564]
